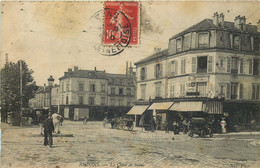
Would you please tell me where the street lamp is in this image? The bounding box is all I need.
[48,76,54,115]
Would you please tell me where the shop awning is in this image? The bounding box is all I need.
[148,102,174,110]
[169,101,204,112]
[127,105,149,115]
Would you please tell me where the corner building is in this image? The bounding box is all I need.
[134,13,260,129]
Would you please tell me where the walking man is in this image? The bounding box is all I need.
[43,115,55,147]
[52,112,62,133]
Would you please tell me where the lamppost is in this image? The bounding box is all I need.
[48,76,54,115]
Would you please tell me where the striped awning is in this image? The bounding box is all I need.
[127,105,149,115]
[169,101,204,112]
[148,102,174,110]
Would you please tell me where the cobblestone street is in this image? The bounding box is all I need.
[1,121,260,168]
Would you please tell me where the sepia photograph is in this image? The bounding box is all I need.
[1,0,260,168]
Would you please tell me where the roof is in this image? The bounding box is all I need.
[134,49,168,65]
[135,18,260,65]
[59,70,107,80]
[170,18,260,39]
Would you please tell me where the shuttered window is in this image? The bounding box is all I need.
[240,59,244,74]
[227,57,231,73]
[249,59,253,74]
[181,59,186,74]
[170,85,175,98]
[175,60,178,75]
[239,83,243,99]
[226,83,231,99]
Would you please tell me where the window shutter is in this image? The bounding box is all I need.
[227,57,231,73]
[257,85,260,100]
[239,83,243,99]
[249,59,253,75]
[145,67,147,80]
[160,63,163,77]
[208,56,213,72]
[154,64,157,78]
[192,57,197,73]
[175,61,178,75]
[240,59,244,74]
[226,83,231,99]
[184,59,186,74]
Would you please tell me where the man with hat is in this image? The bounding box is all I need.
[42,115,55,147]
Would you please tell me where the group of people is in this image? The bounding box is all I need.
[39,112,63,148]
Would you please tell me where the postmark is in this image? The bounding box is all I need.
[87,1,139,56]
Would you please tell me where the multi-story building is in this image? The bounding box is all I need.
[59,65,135,121]
[133,13,260,129]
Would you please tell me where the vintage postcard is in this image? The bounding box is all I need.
[1,0,260,168]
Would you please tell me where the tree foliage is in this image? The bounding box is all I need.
[1,60,38,121]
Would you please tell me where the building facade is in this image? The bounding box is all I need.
[59,65,136,121]
[134,13,260,129]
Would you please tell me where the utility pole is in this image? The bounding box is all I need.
[20,60,23,126]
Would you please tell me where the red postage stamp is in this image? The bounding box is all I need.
[104,1,139,50]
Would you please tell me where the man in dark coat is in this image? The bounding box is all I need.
[42,116,55,147]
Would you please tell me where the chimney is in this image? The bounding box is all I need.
[219,13,224,27]
[68,68,72,73]
[212,12,219,26]
[43,83,46,90]
[94,67,96,71]
[64,72,68,76]
[257,19,260,32]
[234,15,241,29]
[74,66,78,71]
[154,47,161,53]
[240,16,246,31]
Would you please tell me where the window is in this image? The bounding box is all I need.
[170,85,175,98]
[239,84,243,99]
[155,83,161,97]
[61,95,64,104]
[226,83,231,99]
[233,35,240,49]
[90,84,95,92]
[89,97,95,105]
[119,99,123,106]
[176,38,182,52]
[197,56,207,73]
[180,84,186,96]
[79,96,83,105]
[249,59,253,75]
[79,83,84,91]
[181,59,186,74]
[154,64,162,78]
[127,88,131,96]
[111,88,115,95]
[119,88,123,95]
[111,98,115,106]
[101,84,106,92]
[231,83,238,99]
[140,67,146,81]
[127,99,131,106]
[253,59,260,76]
[231,57,238,74]
[141,85,146,100]
[227,57,231,73]
[101,97,106,105]
[192,57,197,73]
[197,82,207,97]
[198,33,209,48]
[66,96,69,105]
[240,59,244,74]
[252,84,260,100]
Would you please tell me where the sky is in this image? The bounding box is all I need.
[1,1,260,86]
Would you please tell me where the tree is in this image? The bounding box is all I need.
[1,60,38,122]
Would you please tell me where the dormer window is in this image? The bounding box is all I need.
[176,38,182,52]
[198,33,209,49]
[233,35,240,50]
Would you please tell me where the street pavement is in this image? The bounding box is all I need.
[1,121,260,168]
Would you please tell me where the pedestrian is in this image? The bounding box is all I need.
[83,116,88,125]
[39,113,46,135]
[52,112,62,133]
[220,118,227,133]
[42,115,55,147]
